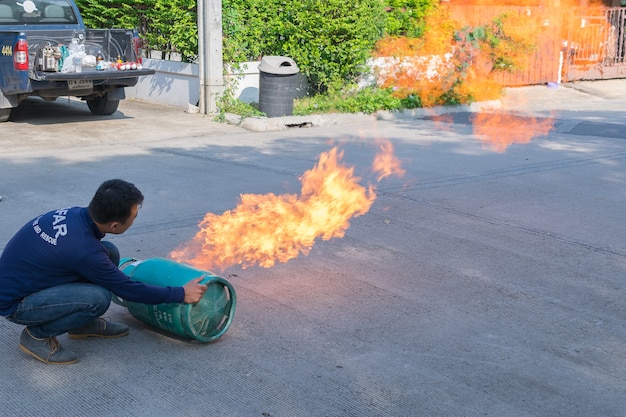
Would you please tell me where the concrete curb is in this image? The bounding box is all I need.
[222,78,626,132]
[224,99,503,132]
[376,99,502,121]
[224,112,377,132]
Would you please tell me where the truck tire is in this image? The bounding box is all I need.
[0,108,11,122]
[87,94,120,115]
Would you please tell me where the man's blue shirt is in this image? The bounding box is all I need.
[0,207,184,316]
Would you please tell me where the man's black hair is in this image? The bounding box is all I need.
[88,179,144,224]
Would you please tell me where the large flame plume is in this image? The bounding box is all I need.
[170,141,404,271]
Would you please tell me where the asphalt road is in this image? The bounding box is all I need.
[0,82,625,417]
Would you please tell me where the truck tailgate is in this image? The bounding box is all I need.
[32,68,155,81]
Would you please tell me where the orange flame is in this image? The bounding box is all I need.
[372,140,406,181]
[471,111,554,152]
[170,144,404,271]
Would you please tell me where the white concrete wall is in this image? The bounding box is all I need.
[125,59,261,108]
[227,61,262,104]
[125,59,308,109]
[125,59,200,108]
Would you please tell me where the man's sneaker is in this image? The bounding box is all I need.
[19,328,79,365]
[68,317,129,339]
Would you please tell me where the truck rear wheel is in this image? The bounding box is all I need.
[87,94,120,116]
[0,108,11,122]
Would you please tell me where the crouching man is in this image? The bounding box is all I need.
[0,179,207,364]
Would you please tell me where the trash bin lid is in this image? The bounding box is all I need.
[258,56,299,75]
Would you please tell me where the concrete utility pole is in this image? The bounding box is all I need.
[198,0,224,114]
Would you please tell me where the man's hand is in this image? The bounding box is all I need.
[183,277,208,304]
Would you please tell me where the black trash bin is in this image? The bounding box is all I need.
[258,56,300,118]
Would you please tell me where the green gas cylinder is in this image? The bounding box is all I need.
[113,257,236,343]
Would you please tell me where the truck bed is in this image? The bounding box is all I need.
[0,0,156,121]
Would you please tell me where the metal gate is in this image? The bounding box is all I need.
[563,7,626,81]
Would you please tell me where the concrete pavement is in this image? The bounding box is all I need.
[0,79,625,416]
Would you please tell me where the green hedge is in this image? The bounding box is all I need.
[385,0,436,37]
[223,0,387,92]
[76,0,434,92]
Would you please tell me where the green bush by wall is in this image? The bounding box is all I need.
[76,0,434,92]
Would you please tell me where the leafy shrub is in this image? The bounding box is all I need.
[384,0,437,38]
[222,0,283,63]
[484,12,539,72]
[77,0,198,62]
[276,0,386,93]
[223,0,388,93]
[293,86,421,115]
[216,88,264,120]
[75,0,139,29]
[144,0,198,62]
[78,0,435,93]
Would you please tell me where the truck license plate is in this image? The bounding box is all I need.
[67,80,93,90]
